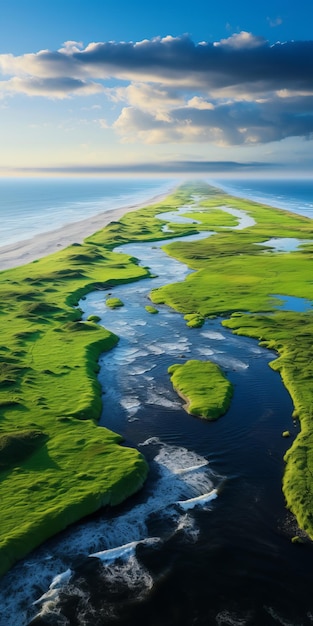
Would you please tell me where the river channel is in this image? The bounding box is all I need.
[1,212,313,626]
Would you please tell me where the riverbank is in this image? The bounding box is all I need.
[0,184,199,576]
[1,180,313,580]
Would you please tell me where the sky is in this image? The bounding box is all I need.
[0,0,313,177]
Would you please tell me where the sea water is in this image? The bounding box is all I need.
[214,177,313,219]
[0,177,173,247]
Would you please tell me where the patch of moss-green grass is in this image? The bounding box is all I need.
[87,315,101,323]
[145,305,159,314]
[182,209,238,230]
[150,181,313,538]
[168,359,233,420]
[106,297,124,308]
[184,313,205,328]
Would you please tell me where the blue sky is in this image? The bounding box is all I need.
[0,0,313,176]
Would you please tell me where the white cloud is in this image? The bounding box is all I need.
[213,31,265,49]
[1,33,313,147]
[186,97,215,110]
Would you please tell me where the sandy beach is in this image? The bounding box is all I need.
[0,190,171,271]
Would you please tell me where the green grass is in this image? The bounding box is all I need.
[150,182,313,538]
[0,183,203,576]
[145,305,159,314]
[184,313,205,328]
[106,297,124,308]
[1,179,313,575]
[168,360,233,420]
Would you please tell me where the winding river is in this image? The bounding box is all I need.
[1,208,313,626]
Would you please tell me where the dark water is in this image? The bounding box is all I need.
[0,194,313,625]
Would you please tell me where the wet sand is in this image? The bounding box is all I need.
[0,190,171,271]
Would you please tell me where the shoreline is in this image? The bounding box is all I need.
[0,189,173,271]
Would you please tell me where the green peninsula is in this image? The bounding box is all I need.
[168,360,233,420]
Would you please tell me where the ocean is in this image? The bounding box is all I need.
[0,177,174,248]
[0,176,312,250]
[214,177,313,219]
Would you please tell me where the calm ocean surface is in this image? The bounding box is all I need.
[215,177,313,219]
[0,177,174,247]
[0,176,312,249]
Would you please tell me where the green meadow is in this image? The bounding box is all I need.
[150,182,313,538]
[1,180,313,577]
[0,186,199,576]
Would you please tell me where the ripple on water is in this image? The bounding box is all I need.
[120,396,141,414]
[200,330,226,341]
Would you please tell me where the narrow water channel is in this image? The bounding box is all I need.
[1,220,313,626]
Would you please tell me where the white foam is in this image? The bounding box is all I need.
[175,461,209,475]
[264,606,300,626]
[148,343,166,355]
[176,514,200,542]
[196,347,215,356]
[216,609,252,625]
[200,330,225,340]
[33,568,72,621]
[158,340,190,353]
[216,356,249,371]
[146,388,181,409]
[177,489,218,510]
[112,347,149,365]
[129,319,147,327]
[128,364,156,375]
[1,440,219,625]
[90,537,160,563]
[120,396,141,414]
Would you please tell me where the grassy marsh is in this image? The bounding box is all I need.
[1,179,313,576]
[0,185,201,576]
[150,182,313,538]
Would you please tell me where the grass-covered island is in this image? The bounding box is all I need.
[168,360,233,420]
[1,181,313,577]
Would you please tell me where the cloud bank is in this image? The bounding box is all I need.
[1,33,313,146]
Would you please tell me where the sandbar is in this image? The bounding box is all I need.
[0,190,171,271]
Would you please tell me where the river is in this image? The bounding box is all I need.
[1,206,313,626]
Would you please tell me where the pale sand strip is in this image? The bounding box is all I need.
[0,190,171,271]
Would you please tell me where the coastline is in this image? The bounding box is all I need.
[0,189,173,271]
